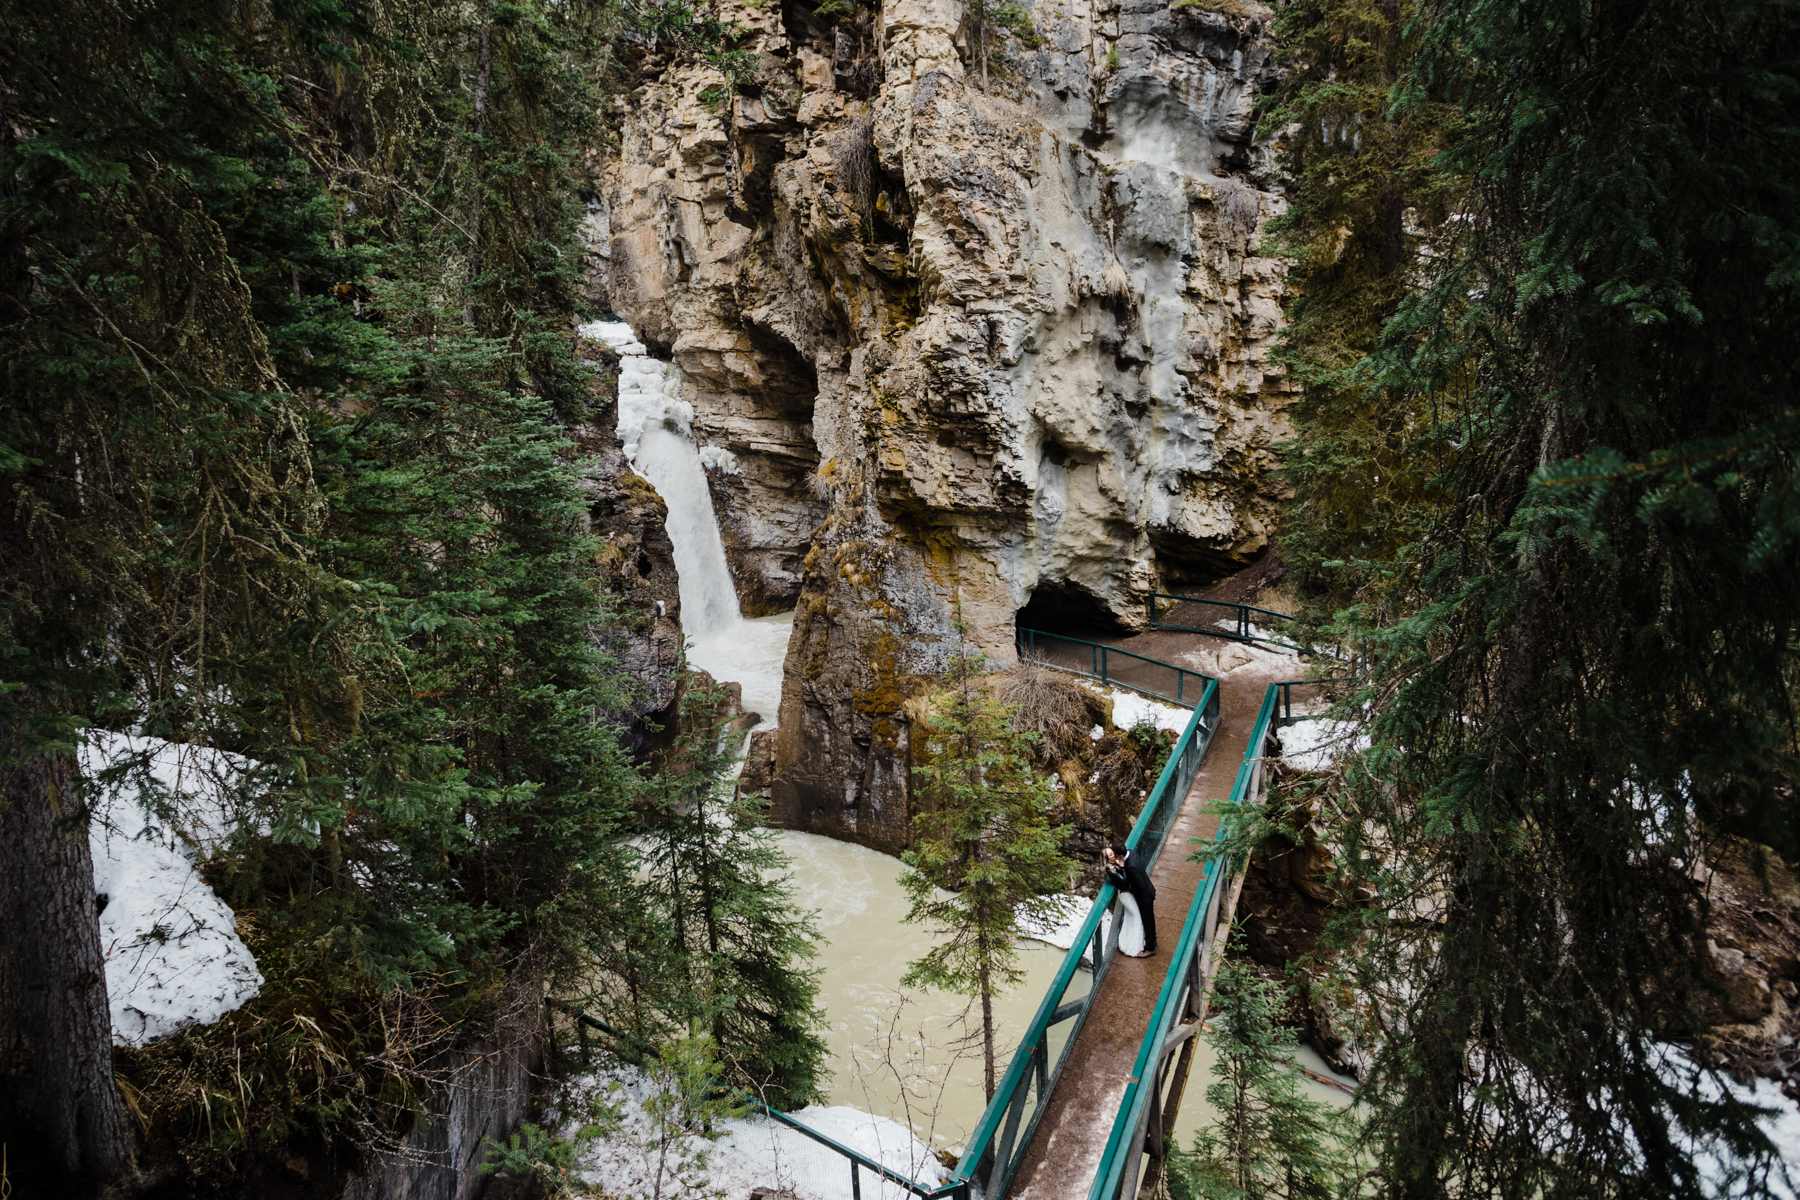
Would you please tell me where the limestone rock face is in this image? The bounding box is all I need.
[572,350,684,748]
[593,0,1290,847]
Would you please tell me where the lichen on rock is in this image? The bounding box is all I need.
[590,0,1292,846]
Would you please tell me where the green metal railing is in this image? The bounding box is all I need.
[949,637,1221,1199]
[1087,679,1306,1200]
[1016,627,1213,707]
[547,1001,971,1199]
[1147,593,1301,651]
[551,641,1234,1200]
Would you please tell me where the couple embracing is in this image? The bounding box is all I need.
[1101,841,1158,959]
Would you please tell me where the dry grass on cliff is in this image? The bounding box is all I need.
[834,115,876,231]
[992,665,1104,764]
[1171,0,1269,22]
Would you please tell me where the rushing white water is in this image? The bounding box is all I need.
[579,319,793,726]
[691,613,793,729]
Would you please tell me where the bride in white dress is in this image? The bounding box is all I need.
[1104,843,1153,958]
[1114,888,1148,958]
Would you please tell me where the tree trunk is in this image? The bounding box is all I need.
[978,937,996,1100]
[462,9,494,327]
[0,742,135,1195]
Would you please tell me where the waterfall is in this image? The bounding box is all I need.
[579,320,793,726]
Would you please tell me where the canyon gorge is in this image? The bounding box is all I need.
[584,0,1292,852]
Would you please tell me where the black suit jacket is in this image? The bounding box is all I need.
[1106,850,1156,906]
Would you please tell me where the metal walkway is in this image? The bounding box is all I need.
[549,600,1312,1200]
[1007,675,1269,1200]
[995,609,1312,1200]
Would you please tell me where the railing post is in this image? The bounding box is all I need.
[1100,645,1109,685]
[1186,944,1202,1018]
[851,1162,862,1200]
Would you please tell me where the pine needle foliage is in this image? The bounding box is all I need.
[1273,1,1800,1197]
[0,0,775,1185]
[1169,961,1355,1200]
[901,650,1073,1098]
[1260,0,1461,615]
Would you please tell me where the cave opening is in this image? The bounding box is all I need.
[1015,579,1128,638]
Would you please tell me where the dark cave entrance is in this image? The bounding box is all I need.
[1015,579,1128,639]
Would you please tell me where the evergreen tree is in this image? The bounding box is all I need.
[1260,0,1457,611]
[0,4,366,1187]
[901,650,1073,1098]
[628,686,829,1108]
[1274,1,1800,1196]
[0,0,656,1185]
[961,0,1039,87]
[1169,961,1353,1200]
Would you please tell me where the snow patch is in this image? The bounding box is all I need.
[698,444,741,475]
[1102,687,1194,737]
[80,730,257,856]
[83,733,262,1046]
[1017,893,1109,962]
[1277,717,1366,773]
[573,1066,947,1200]
[1660,1045,1800,1197]
[1180,636,1300,678]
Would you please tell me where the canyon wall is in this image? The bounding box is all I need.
[338,990,544,1200]
[592,0,1291,849]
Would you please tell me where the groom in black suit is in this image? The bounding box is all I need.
[1103,840,1158,957]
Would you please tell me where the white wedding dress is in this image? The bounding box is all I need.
[1115,890,1147,958]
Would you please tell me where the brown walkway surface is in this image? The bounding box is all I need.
[1009,631,1287,1200]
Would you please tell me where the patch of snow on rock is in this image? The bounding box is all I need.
[1277,718,1366,773]
[698,444,740,474]
[1017,893,1109,960]
[1103,687,1194,738]
[1192,637,1300,677]
[83,732,263,1046]
[573,1066,947,1200]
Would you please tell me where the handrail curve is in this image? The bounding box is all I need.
[1147,593,1302,651]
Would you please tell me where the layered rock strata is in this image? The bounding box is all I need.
[593,0,1290,848]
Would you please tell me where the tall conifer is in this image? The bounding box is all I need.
[901,650,1072,1099]
[631,686,829,1108]
[1275,1,1800,1195]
